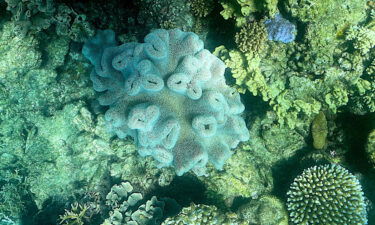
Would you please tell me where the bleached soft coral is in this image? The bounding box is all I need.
[82,29,249,176]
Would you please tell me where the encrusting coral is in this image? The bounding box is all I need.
[4,0,94,41]
[82,28,249,176]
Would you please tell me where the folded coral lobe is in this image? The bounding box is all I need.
[83,28,249,176]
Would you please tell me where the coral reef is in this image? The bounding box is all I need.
[82,29,249,176]
[287,164,367,224]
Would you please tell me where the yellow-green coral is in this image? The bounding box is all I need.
[59,203,90,225]
[188,0,215,18]
[219,0,278,27]
[346,25,375,55]
[235,20,267,54]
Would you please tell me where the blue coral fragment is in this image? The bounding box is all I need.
[82,29,249,176]
[264,14,296,43]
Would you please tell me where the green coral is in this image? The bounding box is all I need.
[188,0,214,18]
[216,43,354,128]
[346,25,375,55]
[287,164,367,224]
[235,20,267,54]
[285,0,365,22]
[219,0,278,27]
[199,150,273,202]
[215,0,372,128]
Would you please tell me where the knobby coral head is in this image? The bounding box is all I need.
[82,28,249,176]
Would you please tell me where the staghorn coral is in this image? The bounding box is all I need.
[82,29,249,176]
[287,164,367,224]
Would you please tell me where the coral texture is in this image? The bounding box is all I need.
[82,29,249,176]
[287,164,367,224]
[235,21,267,54]
[264,13,296,43]
[219,0,278,27]
[4,0,93,40]
[103,182,164,225]
[162,203,240,225]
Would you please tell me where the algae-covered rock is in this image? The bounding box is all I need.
[199,150,273,202]
[0,22,41,77]
[237,195,289,225]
